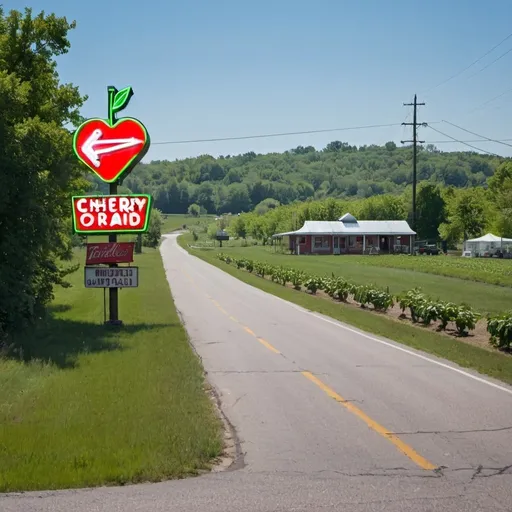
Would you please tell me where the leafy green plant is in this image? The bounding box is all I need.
[487,312,512,351]
[304,276,321,294]
[455,306,479,336]
[290,270,305,290]
[353,285,371,308]
[437,302,459,330]
[397,289,426,323]
[367,287,394,312]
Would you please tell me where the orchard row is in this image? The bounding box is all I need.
[216,254,512,351]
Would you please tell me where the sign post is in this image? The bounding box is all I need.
[73,86,151,325]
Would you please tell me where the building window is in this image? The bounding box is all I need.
[299,236,306,244]
[366,236,374,246]
[349,236,355,247]
[314,236,329,249]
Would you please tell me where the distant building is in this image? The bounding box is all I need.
[273,213,416,255]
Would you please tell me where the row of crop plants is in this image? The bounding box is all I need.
[216,253,512,351]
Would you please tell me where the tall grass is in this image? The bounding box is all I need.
[0,248,222,492]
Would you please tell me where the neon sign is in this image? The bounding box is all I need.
[73,86,150,183]
[72,194,152,234]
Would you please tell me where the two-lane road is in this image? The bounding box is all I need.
[3,233,512,512]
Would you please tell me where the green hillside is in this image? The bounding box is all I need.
[87,142,506,216]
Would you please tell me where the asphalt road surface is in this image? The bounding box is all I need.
[3,233,512,512]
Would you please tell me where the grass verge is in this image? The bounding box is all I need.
[0,247,222,492]
[178,234,512,386]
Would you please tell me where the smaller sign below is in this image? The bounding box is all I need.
[85,266,139,288]
[216,230,229,241]
[86,242,135,265]
[72,194,152,234]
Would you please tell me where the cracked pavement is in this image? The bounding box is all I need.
[3,233,512,512]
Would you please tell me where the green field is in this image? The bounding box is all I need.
[206,244,512,315]
[179,234,512,385]
[161,214,214,234]
[0,248,222,492]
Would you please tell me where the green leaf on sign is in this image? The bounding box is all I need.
[112,87,133,113]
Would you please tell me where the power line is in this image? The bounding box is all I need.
[442,120,512,148]
[151,122,405,145]
[426,125,500,156]
[466,46,512,79]
[425,138,512,144]
[466,85,512,114]
[423,30,512,94]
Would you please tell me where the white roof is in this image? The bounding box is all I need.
[466,233,512,243]
[274,213,416,237]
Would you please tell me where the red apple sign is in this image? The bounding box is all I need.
[73,87,150,183]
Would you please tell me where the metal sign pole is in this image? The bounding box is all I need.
[106,86,121,325]
[108,182,120,324]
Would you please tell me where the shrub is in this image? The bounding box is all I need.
[304,277,322,294]
[454,306,479,336]
[487,312,512,351]
[290,270,305,290]
[437,302,459,330]
[397,289,426,323]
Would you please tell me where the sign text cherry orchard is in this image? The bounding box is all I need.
[72,194,152,234]
[72,86,152,234]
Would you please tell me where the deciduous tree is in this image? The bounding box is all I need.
[0,7,87,338]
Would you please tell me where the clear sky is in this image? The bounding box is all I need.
[6,0,512,161]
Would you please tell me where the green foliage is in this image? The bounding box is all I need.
[187,203,201,217]
[416,184,446,240]
[438,187,490,244]
[218,255,484,335]
[304,276,322,294]
[143,208,163,248]
[0,7,87,338]
[455,306,480,336]
[113,135,503,216]
[396,289,478,335]
[487,312,512,351]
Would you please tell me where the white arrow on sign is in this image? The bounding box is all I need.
[82,129,144,168]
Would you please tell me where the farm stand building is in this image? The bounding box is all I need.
[274,213,416,255]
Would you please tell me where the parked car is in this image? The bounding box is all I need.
[418,244,440,255]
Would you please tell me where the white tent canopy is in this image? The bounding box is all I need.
[464,233,512,257]
[466,233,512,243]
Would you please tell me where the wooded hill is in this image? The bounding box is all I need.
[88,141,504,215]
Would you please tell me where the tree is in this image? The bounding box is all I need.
[143,208,163,248]
[488,162,512,237]
[438,188,488,244]
[0,7,87,338]
[188,203,201,217]
[229,216,247,238]
[415,184,446,240]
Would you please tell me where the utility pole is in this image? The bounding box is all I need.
[401,94,425,233]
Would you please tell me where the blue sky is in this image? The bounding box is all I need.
[6,0,512,161]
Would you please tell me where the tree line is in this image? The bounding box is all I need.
[227,164,512,246]
[84,141,507,216]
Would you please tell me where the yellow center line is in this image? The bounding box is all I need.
[257,337,281,354]
[301,371,437,471]
[243,326,256,336]
[180,269,281,355]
